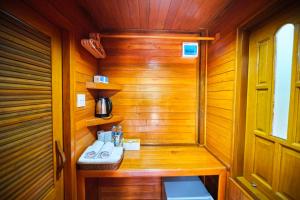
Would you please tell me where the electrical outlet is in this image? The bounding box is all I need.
[77,94,86,107]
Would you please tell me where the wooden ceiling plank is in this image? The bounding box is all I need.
[163,0,183,30]
[171,0,194,30]
[138,0,150,30]
[127,0,140,29]
[101,0,119,30]
[179,0,204,31]
[148,0,160,29]
[107,0,124,30]
[74,0,247,33]
[156,0,172,30]
[79,0,104,31]
[116,0,131,31]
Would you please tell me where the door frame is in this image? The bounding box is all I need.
[231,0,298,178]
[0,1,64,199]
[231,0,300,198]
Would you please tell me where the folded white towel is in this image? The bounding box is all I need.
[83,140,104,159]
[78,147,123,164]
[98,142,114,159]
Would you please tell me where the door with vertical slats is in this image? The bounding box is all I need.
[0,9,63,200]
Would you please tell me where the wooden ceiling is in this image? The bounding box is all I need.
[78,0,234,33]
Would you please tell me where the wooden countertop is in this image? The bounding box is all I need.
[78,146,226,177]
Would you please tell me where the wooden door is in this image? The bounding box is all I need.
[244,6,300,200]
[0,6,64,200]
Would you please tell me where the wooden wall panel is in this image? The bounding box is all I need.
[206,0,283,166]
[205,0,288,172]
[97,177,162,200]
[99,38,199,145]
[206,0,290,199]
[73,40,98,159]
[206,30,236,166]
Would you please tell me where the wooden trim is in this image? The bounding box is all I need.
[99,33,215,41]
[218,170,227,200]
[77,173,85,200]
[78,168,226,178]
[62,31,77,200]
[199,40,208,144]
[195,41,200,144]
[231,29,249,177]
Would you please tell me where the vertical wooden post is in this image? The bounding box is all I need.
[77,173,85,200]
[218,170,227,200]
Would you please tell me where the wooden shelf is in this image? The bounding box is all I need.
[86,82,122,90]
[86,115,123,127]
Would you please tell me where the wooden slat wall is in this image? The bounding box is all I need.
[206,31,236,165]
[74,38,98,159]
[206,0,282,198]
[206,0,280,168]
[85,177,163,200]
[99,37,199,145]
[0,11,54,199]
[98,177,162,200]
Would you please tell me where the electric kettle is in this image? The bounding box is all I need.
[95,97,112,118]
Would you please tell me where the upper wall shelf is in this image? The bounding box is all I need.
[86,82,122,91]
[86,115,123,127]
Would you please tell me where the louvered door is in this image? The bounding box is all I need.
[0,9,63,200]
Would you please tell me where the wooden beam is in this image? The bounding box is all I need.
[99,34,215,41]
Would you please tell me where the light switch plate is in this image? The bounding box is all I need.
[77,94,86,107]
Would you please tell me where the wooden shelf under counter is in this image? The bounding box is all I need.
[86,82,122,90]
[86,115,123,127]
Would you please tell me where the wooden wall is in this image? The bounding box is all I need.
[205,0,284,198]
[206,0,280,168]
[98,177,162,200]
[85,177,162,200]
[99,37,200,145]
[63,16,99,200]
[206,31,236,165]
[73,36,98,159]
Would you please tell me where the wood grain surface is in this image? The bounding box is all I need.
[99,37,200,145]
[78,146,227,200]
[78,0,233,32]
